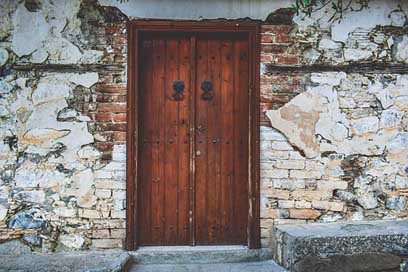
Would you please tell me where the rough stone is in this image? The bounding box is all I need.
[271,220,408,272]
[344,48,372,62]
[394,35,408,64]
[386,195,407,211]
[0,240,31,255]
[8,208,46,229]
[0,47,9,67]
[59,234,86,250]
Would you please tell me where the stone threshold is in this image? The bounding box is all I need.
[130,245,273,265]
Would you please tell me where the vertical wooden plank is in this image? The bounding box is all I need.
[138,38,154,245]
[205,38,222,244]
[219,38,234,243]
[233,38,250,244]
[194,38,209,244]
[177,37,191,245]
[163,38,179,244]
[248,28,261,249]
[189,35,197,246]
[126,25,137,250]
[150,38,166,245]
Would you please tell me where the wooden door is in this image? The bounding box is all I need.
[194,34,249,245]
[138,32,249,246]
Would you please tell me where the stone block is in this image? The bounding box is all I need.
[271,220,408,272]
[91,239,122,249]
[289,208,321,219]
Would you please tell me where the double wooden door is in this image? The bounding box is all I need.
[138,31,250,246]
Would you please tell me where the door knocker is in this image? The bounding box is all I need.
[172,80,184,101]
[201,80,213,101]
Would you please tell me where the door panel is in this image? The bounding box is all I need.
[138,32,249,246]
[139,35,191,245]
[194,34,249,245]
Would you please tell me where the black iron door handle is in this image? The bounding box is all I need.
[201,80,213,101]
[172,80,184,101]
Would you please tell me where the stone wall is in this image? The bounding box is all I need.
[0,0,407,252]
[0,0,128,251]
[259,7,408,246]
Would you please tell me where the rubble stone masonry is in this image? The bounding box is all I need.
[0,0,407,251]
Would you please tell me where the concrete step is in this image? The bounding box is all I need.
[271,219,408,272]
[129,245,273,265]
[129,260,288,272]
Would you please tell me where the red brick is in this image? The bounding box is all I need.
[113,132,126,141]
[261,55,274,62]
[261,44,287,54]
[261,34,274,43]
[96,94,127,103]
[275,34,291,43]
[112,113,127,122]
[275,55,299,65]
[97,103,127,113]
[96,123,126,132]
[261,25,293,34]
[97,84,127,94]
[96,142,114,152]
[93,113,112,122]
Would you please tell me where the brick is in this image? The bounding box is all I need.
[97,103,127,112]
[261,208,281,218]
[275,34,291,43]
[91,239,122,249]
[271,141,293,151]
[96,94,127,103]
[95,189,111,198]
[261,169,289,179]
[278,200,295,208]
[289,209,321,219]
[80,209,101,219]
[290,170,323,179]
[291,190,333,201]
[261,34,274,43]
[96,142,114,152]
[311,200,332,210]
[112,113,126,122]
[263,188,290,199]
[317,180,348,190]
[275,160,305,170]
[330,202,345,212]
[95,180,126,190]
[273,179,305,190]
[295,200,312,209]
[110,228,126,239]
[92,229,110,239]
[261,44,287,54]
[261,150,289,160]
[111,210,126,219]
[275,55,300,65]
[97,84,127,94]
[261,25,293,33]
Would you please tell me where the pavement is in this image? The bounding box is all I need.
[129,260,288,272]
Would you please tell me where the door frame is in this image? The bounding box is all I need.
[126,20,260,250]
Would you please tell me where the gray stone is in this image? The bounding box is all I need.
[394,35,408,64]
[131,247,272,265]
[0,47,8,67]
[389,10,407,27]
[13,190,46,204]
[0,240,31,255]
[23,234,42,247]
[386,195,407,211]
[8,208,46,229]
[344,48,372,62]
[271,220,408,272]
[0,250,131,271]
[130,261,287,272]
[59,234,85,250]
[380,108,403,128]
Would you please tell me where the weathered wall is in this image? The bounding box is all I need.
[259,4,408,246]
[0,0,128,251]
[0,0,407,252]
